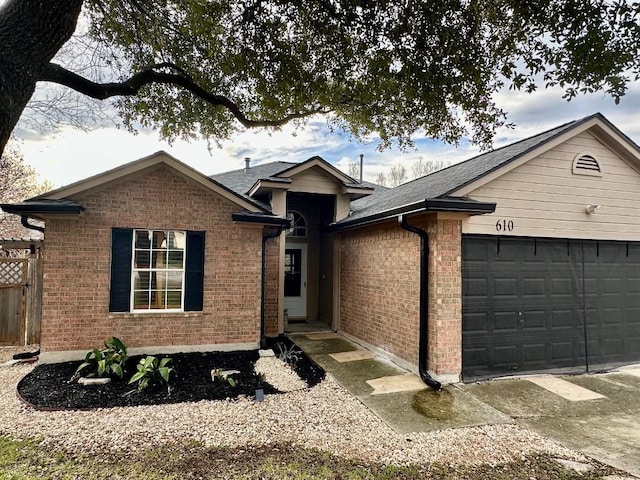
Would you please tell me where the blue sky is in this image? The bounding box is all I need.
[13,80,640,188]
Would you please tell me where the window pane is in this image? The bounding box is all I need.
[169,231,185,250]
[165,272,183,290]
[165,290,183,309]
[133,271,151,290]
[167,251,184,268]
[133,290,150,310]
[149,290,163,309]
[153,231,166,249]
[134,250,151,269]
[135,231,151,249]
[131,229,186,311]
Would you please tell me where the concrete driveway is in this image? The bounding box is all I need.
[462,366,640,477]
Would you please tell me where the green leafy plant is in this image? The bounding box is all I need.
[275,343,302,366]
[128,356,174,392]
[211,368,236,387]
[73,337,128,381]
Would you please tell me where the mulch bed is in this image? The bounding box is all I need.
[16,336,324,411]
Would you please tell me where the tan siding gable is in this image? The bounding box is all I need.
[288,167,341,194]
[464,131,640,240]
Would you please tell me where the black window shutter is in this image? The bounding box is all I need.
[109,228,133,312]
[184,231,205,311]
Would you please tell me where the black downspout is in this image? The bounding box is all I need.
[261,226,287,348]
[398,215,443,391]
[21,216,45,233]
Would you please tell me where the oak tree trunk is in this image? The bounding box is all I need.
[0,0,83,156]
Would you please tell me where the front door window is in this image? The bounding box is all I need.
[284,249,302,297]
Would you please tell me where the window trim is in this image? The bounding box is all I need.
[286,210,307,238]
[109,228,205,314]
[130,229,187,313]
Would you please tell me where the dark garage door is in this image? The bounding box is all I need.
[462,235,640,381]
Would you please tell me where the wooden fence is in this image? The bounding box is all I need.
[0,251,42,345]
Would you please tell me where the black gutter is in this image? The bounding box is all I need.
[398,215,443,391]
[232,212,291,226]
[327,197,496,233]
[0,202,84,215]
[425,198,496,214]
[21,216,45,234]
[260,223,290,348]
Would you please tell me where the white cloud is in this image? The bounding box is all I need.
[14,81,640,189]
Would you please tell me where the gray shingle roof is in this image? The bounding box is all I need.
[344,116,588,223]
[211,160,384,211]
[210,161,297,195]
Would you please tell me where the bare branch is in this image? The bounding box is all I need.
[39,62,331,129]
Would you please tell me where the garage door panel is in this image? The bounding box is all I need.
[551,309,575,328]
[494,277,518,297]
[523,344,546,363]
[600,307,622,325]
[465,277,488,296]
[494,311,520,332]
[627,308,640,323]
[549,343,582,367]
[463,312,489,333]
[493,345,518,367]
[523,310,545,329]
[463,236,640,381]
[551,277,573,294]
[523,278,545,296]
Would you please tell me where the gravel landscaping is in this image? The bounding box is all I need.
[0,343,587,468]
[16,337,320,410]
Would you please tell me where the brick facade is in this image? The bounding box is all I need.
[40,166,263,353]
[263,233,281,335]
[425,216,463,378]
[339,216,463,381]
[339,222,421,366]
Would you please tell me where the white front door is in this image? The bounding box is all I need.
[284,243,307,318]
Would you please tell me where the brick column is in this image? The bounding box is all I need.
[426,216,463,383]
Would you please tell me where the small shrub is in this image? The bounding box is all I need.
[211,368,236,387]
[275,342,301,366]
[128,356,174,392]
[72,336,128,381]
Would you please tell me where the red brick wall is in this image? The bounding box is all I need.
[41,166,263,352]
[263,233,281,335]
[339,216,463,378]
[426,217,462,376]
[340,221,421,366]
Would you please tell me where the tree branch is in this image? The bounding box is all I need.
[39,62,331,128]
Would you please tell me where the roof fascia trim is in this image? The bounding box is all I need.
[0,202,84,216]
[274,156,356,184]
[327,197,495,232]
[451,116,602,197]
[231,212,291,227]
[31,151,267,213]
[247,178,292,197]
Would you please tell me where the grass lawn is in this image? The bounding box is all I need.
[0,436,624,479]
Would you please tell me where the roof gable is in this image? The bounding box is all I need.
[452,113,640,197]
[274,156,357,184]
[346,113,640,224]
[33,151,268,213]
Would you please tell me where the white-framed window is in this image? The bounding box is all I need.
[131,229,186,311]
[286,211,307,237]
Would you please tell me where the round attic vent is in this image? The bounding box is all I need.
[572,153,602,177]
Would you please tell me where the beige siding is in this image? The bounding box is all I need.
[464,131,640,240]
[289,167,341,194]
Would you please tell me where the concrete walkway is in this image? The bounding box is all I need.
[463,368,640,477]
[291,333,511,434]
[292,332,640,477]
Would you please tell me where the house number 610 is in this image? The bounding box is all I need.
[495,219,514,232]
